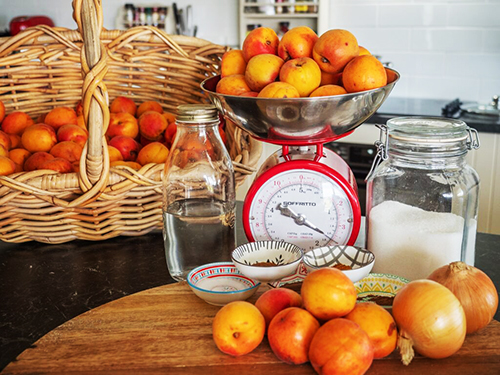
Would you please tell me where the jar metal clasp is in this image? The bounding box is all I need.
[466,128,480,150]
[365,124,389,182]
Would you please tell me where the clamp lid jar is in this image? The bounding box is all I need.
[366,117,480,281]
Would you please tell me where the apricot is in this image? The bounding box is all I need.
[57,124,88,148]
[255,287,303,328]
[320,71,342,86]
[107,112,139,139]
[110,160,142,170]
[0,145,9,158]
[138,111,168,141]
[0,130,12,151]
[108,135,142,161]
[164,121,177,147]
[345,302,397,359]
[359,46,371,56]
[9,148,32,172]
[24,152,54,171]
[312,29,359,74]
[212,301,265,357]
[242,26,279,62]
[75,101,83,116]
[0,100,5,123]
[215,74,252,96]
[245,54,284,92]
[35,113,47,124]
[44,107,78,130]
[39,157,74,173]
[1,111,34,135]
[301,268,357,321]
[50,141,83,163]
[76,115,87,131]
[309,85,347,97]
[110,96,137,116]
[279,57,321,97]
[239,91,259,97]
[268,307,320,365]
[278,26,318,61]
[136,142,169,165]
[221,49,247,78]
[137,101,163,117]
[162,111,176,124]
[21,124,58,153]
[9,134,21,149]
[108,145,124,163]
[342,55,388,93]
[257,82,300,98]
[309,318,374,375]
[0,156,16,176]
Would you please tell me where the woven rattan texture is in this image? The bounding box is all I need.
[0,0,261,243]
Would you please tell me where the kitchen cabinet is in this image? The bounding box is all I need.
[238,0,329,47]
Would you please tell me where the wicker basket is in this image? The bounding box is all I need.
[0,0,261,244]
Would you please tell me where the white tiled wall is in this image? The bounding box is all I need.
[1,0,497,103]
[329,0,500,103]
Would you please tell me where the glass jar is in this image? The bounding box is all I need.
[366,117,480,281]
[162,104,236,281]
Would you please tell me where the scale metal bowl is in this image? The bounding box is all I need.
[201,68,400,145]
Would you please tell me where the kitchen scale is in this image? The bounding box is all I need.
[202,68,399,251]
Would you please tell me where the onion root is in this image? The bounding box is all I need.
[397,331,415,366]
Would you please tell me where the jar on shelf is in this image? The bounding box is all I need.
[365,117,480,281]
[162,104,236,282]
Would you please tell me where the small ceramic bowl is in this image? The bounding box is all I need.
[187,262,260,306]
[303,245,375,283]
[231,241,304,283]
[355,273,409,309]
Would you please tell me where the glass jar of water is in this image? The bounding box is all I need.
[366,117,480,281]
[162,104,236,281]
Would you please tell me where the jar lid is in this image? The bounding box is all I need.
[387,117,469,143]
[177,104,219,123]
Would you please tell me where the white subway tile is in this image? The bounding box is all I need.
[406,76,480,101]
[352,28,411,52]
[444,53,500,79]
[411,29,484,52]
[447,4,500,27]
[329,5,378,27]
[379,4,447,27]
[478,80,500,105]
[483,29,500,52]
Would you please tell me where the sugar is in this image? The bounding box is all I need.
[367,200,473,281]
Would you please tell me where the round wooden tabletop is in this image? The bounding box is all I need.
[2,282,499,375]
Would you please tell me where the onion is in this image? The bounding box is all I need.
[428,261,498,334]
[392,279,466,365]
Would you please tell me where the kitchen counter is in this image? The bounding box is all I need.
[367,97,500,133]
[1,203,499,370]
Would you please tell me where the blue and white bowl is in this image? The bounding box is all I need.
[187,262,260,306]
[231,241,304,283]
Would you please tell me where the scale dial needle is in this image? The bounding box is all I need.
[276,203,327,236]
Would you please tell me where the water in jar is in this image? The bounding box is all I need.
[163,198,236,281]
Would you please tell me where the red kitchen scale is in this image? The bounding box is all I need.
[202,69,399,252]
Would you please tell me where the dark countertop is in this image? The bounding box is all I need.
[1,203,499,370]
[367,97,500,133]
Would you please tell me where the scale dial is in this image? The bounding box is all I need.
[243,160,360,252]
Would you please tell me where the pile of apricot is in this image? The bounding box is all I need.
[217,27,389,98]
[0,98,227,176]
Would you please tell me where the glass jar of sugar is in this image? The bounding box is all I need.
[365,117,480,281]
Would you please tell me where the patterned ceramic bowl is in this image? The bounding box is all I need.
[303,245,375,283]
[231,241,304,283]
[355,273,409,308]
[187,262,260,306]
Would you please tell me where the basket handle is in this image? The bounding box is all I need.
[71,0,111,207]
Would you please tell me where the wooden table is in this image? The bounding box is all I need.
[2,282,499,375]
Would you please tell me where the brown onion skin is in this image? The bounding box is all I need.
[428,261,498,334]
[392,279,466,365]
